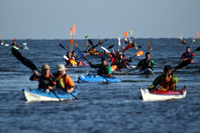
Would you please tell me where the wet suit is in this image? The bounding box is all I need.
[30,74,56,90]
[115,57,132,70]
[137,58,156,71]
[148,74,178,91]
[91,64,112,77]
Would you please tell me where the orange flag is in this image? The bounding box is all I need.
[85,41,88,46]
[69,39,73,44]
[123,30,129,38]
[70,24,75,36]
[197,30,199,38]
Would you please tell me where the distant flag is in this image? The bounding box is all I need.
[0,34,1,37]
[70,24,75,36]
[147,40,153,51]
[123,30,129,38]
[85,35,89,38]
[14,38,16,40]
[192,38,196,43]
[118,37,121,46]
[197,30,199,38]
[98,35,100,37]
[129,30,133,38]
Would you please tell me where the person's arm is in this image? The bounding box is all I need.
[148,75,162,91]
[191,52,195,58]
[136,60,142,69]
[181,53,185,59]
[65,75,75,93]
[30,71,39,81]
[150,60,156,68]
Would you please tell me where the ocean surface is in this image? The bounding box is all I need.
[0,38,200,133]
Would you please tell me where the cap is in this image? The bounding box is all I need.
[57,64,68,71]
[101,57,107,61]
[42,64,50,70]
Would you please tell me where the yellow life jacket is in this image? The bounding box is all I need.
[69,60,77,66]
[159,75,176,91]
[90,50,99,55]
[56,75,66,89]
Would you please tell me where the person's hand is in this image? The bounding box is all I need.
[166,72,172,79]
[34,71,39,75]
[48,86,53,90]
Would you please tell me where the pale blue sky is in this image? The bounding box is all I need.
[0,0,200,39]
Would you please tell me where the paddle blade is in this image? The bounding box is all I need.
[174,59,191,72]
[123,30,129,38]
[85,41,88,46]
[118,37,121,46]
[197,30,199,38]
[75,43,78,47]
[194,46,200,52]
[88,39,93,45]
[85,35,89,38]
[75,47,84,58]
[123,44,131,53]
[59,44,67,51]
[111,65,117,71]
[101,46,110,53]
[107,44,114,49]
[136,50,143,56]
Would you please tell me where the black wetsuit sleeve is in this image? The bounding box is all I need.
[30,74,38,81]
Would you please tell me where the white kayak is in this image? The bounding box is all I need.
[23,88,78,102]
[140,88,187,102]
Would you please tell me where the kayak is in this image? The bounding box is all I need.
[22,88,78,102]
[77,74,121,83]
[183,59,194,63]
[140,88,187,102]
[84,53,108,58]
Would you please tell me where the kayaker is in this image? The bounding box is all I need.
[136,52,156,71]
[72,51,79,61]
[115,52,132,71]
[89,46,99,55]
[90,57,112,77]
[129,40,137,48]
[54,64,74,93]
[11,40,19,47]
[65,51,78,66]
[98,40,103,45]
[148,65,178,91]
[181,47,195,61]
[30,64,56,91]
[181,39,187,44]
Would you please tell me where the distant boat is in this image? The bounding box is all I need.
[5,44,9,46]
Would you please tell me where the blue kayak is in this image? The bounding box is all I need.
[77,74,121,83]
[22,88,78,102]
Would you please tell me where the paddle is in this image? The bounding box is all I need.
[173,59,191,73]
[175,46,200,63]
[11,48,78,100]
[88,39,93,46]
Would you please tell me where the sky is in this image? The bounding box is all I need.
[0,0,200,39]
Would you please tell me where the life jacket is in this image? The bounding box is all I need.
[159,75,176,91]
[183,52,193,59]
[66,57,77,66]
[55,74,74,90]
[89,50,99,55]
[98,65,109,75]
[116,58,126,69]
[140,59,152,70]
[37,74,56,89]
